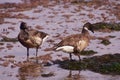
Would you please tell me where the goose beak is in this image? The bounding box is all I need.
[90,24,94,33]
[89,26,94,33]
[91,29,94,33]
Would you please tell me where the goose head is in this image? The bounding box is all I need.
[83,22,94,33]
[20,22,28,30]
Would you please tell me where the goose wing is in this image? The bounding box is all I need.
[57,34,84,47]
[27,29,48,46]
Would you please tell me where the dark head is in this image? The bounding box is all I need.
[83,22,94,33]
[20,22,28,30]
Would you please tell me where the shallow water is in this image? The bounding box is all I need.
[0,0,120,80]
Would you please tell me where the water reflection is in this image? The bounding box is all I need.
[18,61,42,80]
[65,70,86,80]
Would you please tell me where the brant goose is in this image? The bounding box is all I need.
[18,22,49,59]
[55,22,94,61]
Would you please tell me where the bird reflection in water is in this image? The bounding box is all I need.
[18,61,42,80]
[65,70,86,80]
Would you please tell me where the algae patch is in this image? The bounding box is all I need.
[57,60,83,70]
[83,53,120,75]
[57,54,120,75]
[100,39,111,46]
[0,36,18,42]
[93,22,120,31]
[41,72,54,77]
[80,50,97,56]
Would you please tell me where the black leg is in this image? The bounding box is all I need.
[36,48,39,63]
[36,48,38,57]
[69,53,72,61]
[78,55,81,62]
[27,48,29,61]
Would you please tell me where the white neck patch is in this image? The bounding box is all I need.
[84,27,89,31]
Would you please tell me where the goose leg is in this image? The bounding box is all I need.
[35,48,39,63]
[27,48,29,61]
[78,55,81,62]
[36,48,38,57]
[69,53,72,61]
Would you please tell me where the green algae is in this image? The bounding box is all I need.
[93,22,120,31]
[57,54,120,75]
[0,36,18,42]
[101,39,111,46]
[80,50,97,56]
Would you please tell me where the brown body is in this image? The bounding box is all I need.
[18,29,47,48]
[57,33,90,53]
